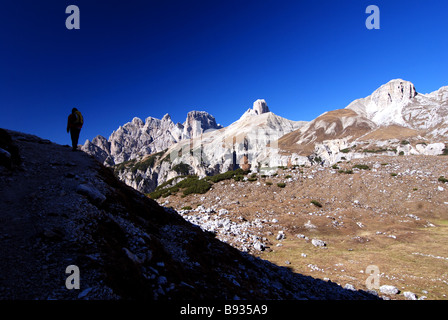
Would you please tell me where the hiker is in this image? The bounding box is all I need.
[67,108,84,151]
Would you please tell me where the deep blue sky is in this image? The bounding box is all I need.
[1,0,447,145]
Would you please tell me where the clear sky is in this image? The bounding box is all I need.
[1,0,447,146]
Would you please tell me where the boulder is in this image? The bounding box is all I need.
[380,285,400,295]
[76,183,106,205]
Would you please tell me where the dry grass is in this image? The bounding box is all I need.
[161,155,448,300]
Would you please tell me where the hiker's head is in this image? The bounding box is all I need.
[72,108,78,114]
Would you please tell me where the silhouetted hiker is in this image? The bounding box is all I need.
[67,108,84,151]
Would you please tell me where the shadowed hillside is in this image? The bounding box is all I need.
[0,128,379,300]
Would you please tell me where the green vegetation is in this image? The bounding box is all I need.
[148,168,250,199]
[265,181,273,186]
[438,176,448,183]
[313,156,323,164]
[148,175,212,199]
[401,140,410,145]
[442,146,448,156]
[277,182,286,188]
[340,148,350,153]
[181,206,192,210]
[233,175,245,182]
[172,163,192,176]
[332,164,339,170]
[285,175,292,179]
[205,168,250,183]
[363,148,397,154]
[399,151,405,156]
[113,151,166,175]
[352,164,370,170]
[338,169,353,174]
[310,200,323,208]
[390,173,398,177]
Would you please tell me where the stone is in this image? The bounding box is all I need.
[380,285,400,295]
[76,183,106,205]
[276,231,285,240]
[403,291,417,300]
[304,220,317,229]
[253,241,265,251]
[252,99,270,115]
[344,284,356,291]
[311,239,326,247]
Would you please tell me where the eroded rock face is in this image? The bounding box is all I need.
[82,111,222,166]
[253,99,270,115]
[182,111,222,139]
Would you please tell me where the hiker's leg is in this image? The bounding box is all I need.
[70,128,80,150]
[74,128,80,148]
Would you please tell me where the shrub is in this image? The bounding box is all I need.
[131,151,164,173]
[172,163,192,175]
[310,200,322,208]
[277,182,286,188]
[332,164,339,170]
[181,178,211,196]
[206,168,249,183]
[148,175,211,199]
[438,176,448,183]
[353,164,370,170]
[390,173,398,177]
[401,140,410,145]
[442,147,448,156]
[285,175,292,179]
[340,148,350,153]
[399,151,405,156]
[265,181,273,186]
[338,169,353,174]
[181,206,192,210]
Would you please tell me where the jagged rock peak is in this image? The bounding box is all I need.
[371,79,417,105]
[253,99,270,115]
[183,111,222,138]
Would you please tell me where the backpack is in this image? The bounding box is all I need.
[73,111,84,126]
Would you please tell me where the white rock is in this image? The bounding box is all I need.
[380,285,400,295]
[311,239,326,247]
[403,291,417,300]
[76,183,106,205]
[344,284,356,291]
[276,231,285,240]
[253,241,265,251]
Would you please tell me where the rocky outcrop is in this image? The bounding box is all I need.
[278,79,448,165]
[82,111,222,166]
[253,99,270,115]
[182,111,222,139]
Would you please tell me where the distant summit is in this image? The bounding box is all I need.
[82,110,222,166]
[240,99,271,119]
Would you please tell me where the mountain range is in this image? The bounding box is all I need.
[82,79,448,193]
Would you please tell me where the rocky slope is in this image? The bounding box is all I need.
[113,100,307,193]
[159,154,448,300]
[0,128,378,300]
[277,79,448,165]
[82,111,222,166]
